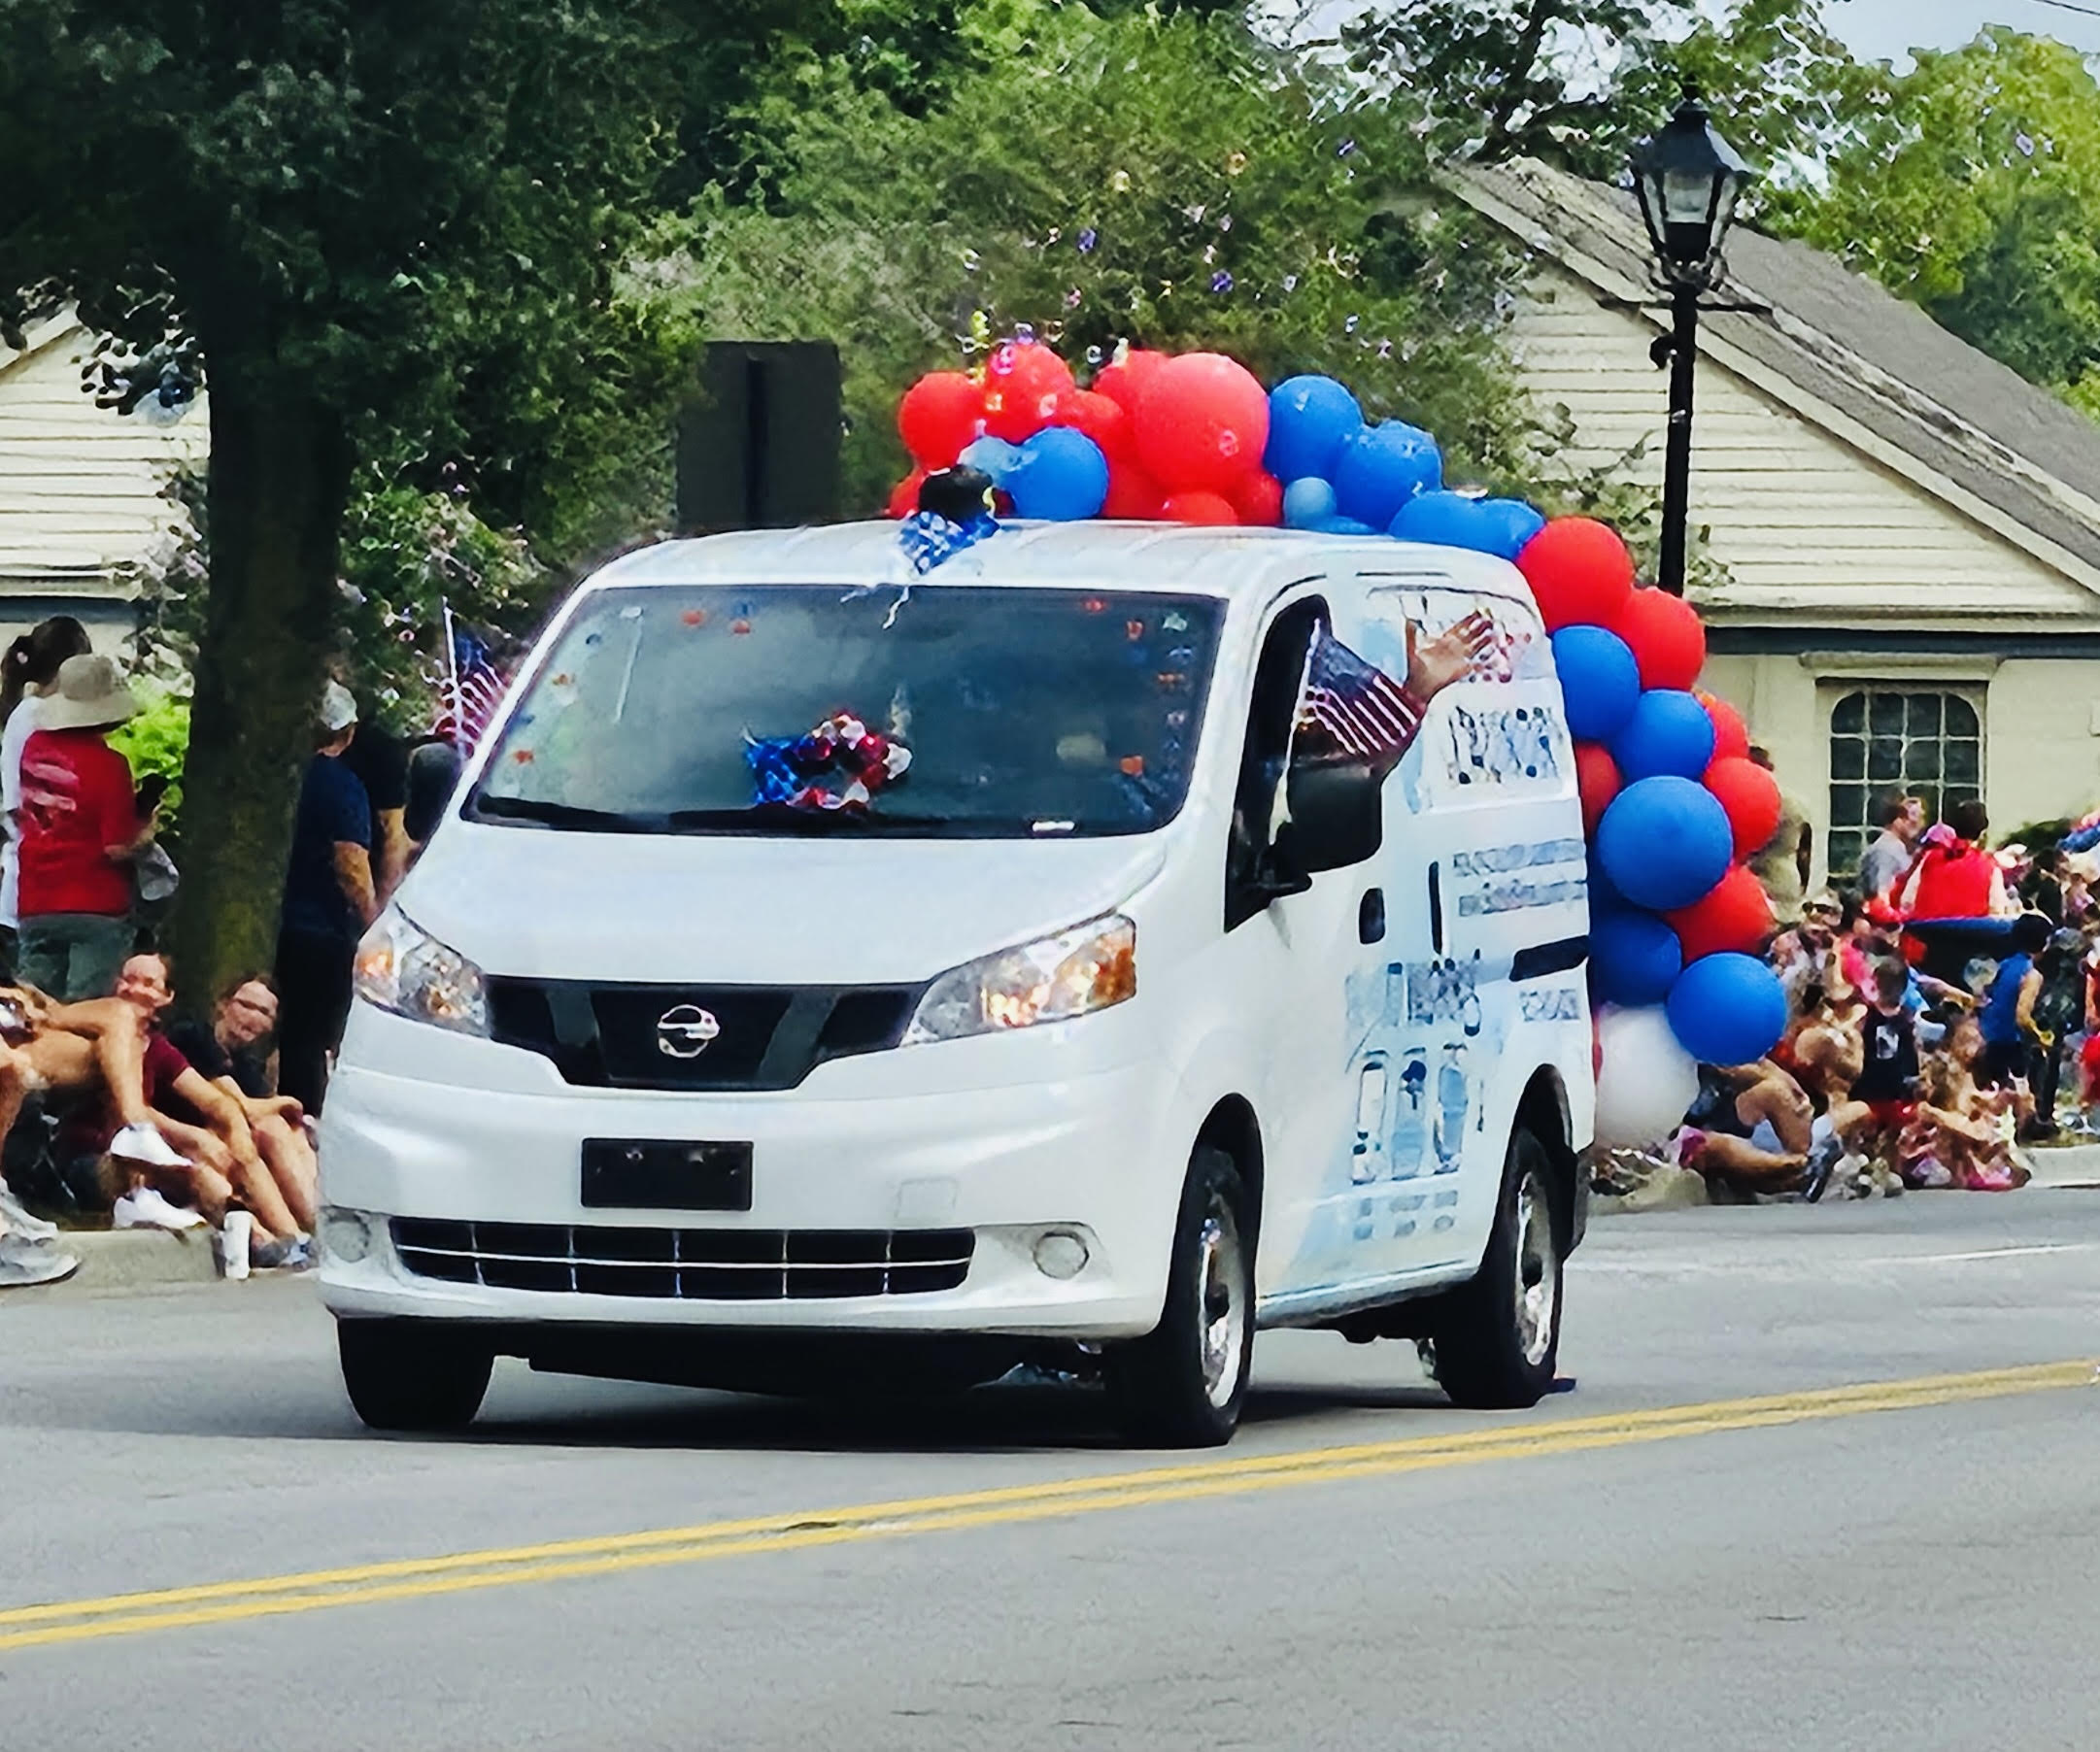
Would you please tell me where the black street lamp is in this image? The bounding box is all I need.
[1629,98,1756,595]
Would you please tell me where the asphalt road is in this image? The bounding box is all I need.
[2,1193,2097,1752]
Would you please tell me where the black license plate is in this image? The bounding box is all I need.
[581,1140,754,1211]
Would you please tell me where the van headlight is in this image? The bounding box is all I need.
[354,906,491,1036]
[904,914,1135,1045]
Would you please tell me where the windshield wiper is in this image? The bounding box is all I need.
[468,794,660,832]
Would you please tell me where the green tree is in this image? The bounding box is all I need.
[0,0,839,999]
[1339,0,1866,203]
[1778,28,2100,398]
[661,0,1534,512]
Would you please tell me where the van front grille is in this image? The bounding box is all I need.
[390,1218,973,1299]
[484,979,921,1092]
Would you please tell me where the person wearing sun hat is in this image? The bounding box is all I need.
[14,654,155,1000]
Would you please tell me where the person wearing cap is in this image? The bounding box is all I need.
[14,653,153,1000]
[274,681,377,1113]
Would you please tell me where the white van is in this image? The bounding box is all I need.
[319,521,1594,1446]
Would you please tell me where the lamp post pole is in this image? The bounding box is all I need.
[1658,284,1701,597]
[1629,95,1755,598]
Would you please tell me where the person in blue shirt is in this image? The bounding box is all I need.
[273,684,376,1114]
[1976,913,2052,1091]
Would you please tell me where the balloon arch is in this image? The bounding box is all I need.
[893,338,1789,1144]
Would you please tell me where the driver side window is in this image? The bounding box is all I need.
[1225,597,1327,931]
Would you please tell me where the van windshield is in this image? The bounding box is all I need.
[463,584,1226,838]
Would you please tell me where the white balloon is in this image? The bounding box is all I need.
[1592,1004,1700,1151]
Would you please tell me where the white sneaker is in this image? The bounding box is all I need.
[108,1123,190,1171]
[0,1231,81,1288]
[112,1186,208,1231]
[0,1178,57,1241]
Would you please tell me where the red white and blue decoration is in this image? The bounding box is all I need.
[891,338,1789,1141]
[746,712,913,813]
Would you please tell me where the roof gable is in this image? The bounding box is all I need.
[1449,158,2100,596]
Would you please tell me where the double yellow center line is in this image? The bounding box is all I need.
[2,1359,2089,1653]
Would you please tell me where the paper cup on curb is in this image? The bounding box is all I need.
[221,1211,253,1281]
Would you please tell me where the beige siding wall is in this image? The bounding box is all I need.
[1510,272,2100,623]
[0,319,206,593]
[1702,653,2100,886]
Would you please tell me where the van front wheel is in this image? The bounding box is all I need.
[1105,1146,1253,1448]
[338,1319,493,1432]
[1426,1129,1562,1410]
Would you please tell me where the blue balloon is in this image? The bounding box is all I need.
[1389,492,1548,562]
[1282,476,1338,529]
[1590,910,1684,1009]
[1006,427,1108,521]
[1596,777,1733,912]
[1587,857,1632,917]
[958,435,1024,484]
[1551,625,1642,744]
[1333,421,1442,531]
[1667,952,1790,1066]
[1266,377,1364,484]
[1612,689,1717,782]
[1389,489,1488,548]
[1474,498,1547,559]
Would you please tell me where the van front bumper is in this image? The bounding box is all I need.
[316,1037,1182,1341]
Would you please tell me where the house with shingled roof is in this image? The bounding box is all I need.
[1450,156,2100,881]
[0,310,206,656]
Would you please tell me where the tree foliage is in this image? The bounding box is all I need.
[660,0,1535,512]
[1779,28,2100,399]
[0,0,860,998]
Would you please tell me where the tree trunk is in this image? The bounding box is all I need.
[168,362,353,1010]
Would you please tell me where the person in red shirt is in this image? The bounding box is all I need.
[1899,799,2012,923]
[15,655,155,999]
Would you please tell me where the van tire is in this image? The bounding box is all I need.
[1105,1146,1253,1448]
[338,1319,493,1432]
[1425,1128,1562,1410]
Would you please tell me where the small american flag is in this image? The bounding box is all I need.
[1296,627,1426,772]
[433,622,508,749]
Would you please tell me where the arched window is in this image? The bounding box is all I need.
[1828,690,1981,878]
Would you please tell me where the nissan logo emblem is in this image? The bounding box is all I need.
[656,1004,722,1060]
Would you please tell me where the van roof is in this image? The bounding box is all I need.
[586,520,1538,606]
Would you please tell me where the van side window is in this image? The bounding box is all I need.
[1225,597,1327,931]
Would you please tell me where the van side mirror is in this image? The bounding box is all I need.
[1275,758,1384,876]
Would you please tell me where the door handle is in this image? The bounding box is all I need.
[1359,888,1386,944]
[1428,861,1444,955]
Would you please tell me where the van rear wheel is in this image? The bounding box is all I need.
[338,1319,493,1432]
[1425,1129,1562,1410]
[1105,1146,1252,1448]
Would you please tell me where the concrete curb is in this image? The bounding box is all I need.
[26,1227,221,1294]
[2025,1141,2100,1190]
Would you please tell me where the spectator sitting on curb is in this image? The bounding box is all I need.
[164,967,318,1235]
[108,954,312,1257]
[0,978,220,1220]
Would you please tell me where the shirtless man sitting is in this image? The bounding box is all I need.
[0,979,234,1219]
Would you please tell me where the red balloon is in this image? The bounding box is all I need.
[1668,864,1777,963]
[886,468,928,520]
[1162,489,1238,526]
[981,341,1075,443]
[1700,691,1750,764]
[1091,349,1169,414]
[1515,518,1636,631]
[897,373,984,468]
[1705,756,1783,860]
[1133,352,1270,492]
[1575,742,1622,836]
[1616,587,1708,691]
[1053,388,1131,462]
[1229,471,1284,527]
[1101,462,1167,520]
